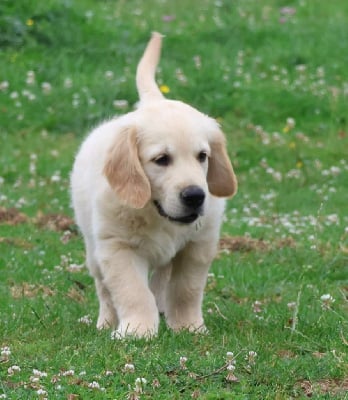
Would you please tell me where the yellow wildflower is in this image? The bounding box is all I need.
[289,141,296,149]
[296,160,303,168]
[159,84,170,94]
[26,18,34,26]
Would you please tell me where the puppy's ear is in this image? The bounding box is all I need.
[103,127,151,208]
[207,132,237,198]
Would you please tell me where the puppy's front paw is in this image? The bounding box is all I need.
[167,316,207,334]
[96,309,117,330]
[110,318,158,340]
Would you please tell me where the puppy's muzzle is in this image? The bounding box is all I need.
[154,185,205,224]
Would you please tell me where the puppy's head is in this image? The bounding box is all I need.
[103,103,237,223]
[103,33,237,224]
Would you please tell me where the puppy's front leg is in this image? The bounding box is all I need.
[96,243,159,338]
[165,241,216,333]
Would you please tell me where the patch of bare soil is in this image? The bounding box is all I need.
[0,207,28,225]
[0,237,33,248]
[66,286,86,303]
[35,212,75,232]
[10,282,55,299]
[297,376,348,397]
[0,207,76,233]
[219,235,295,253]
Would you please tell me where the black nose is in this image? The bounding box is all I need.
[180,186,205,209]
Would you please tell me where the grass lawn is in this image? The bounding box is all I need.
[0,0,347,398]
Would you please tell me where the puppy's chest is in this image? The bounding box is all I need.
[136,224,197,267]
[114,210,204,267]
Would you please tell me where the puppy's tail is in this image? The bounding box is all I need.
[136,32,164,102]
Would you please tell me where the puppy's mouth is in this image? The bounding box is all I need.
[153,201,200,224]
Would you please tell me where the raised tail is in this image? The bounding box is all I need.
[136,32,164,102]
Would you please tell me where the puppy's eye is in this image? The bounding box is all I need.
[153,154,171,166]
[197,151,208,163]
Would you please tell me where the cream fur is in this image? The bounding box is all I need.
[70,32,237,338]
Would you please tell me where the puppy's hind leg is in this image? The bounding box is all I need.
[149,264,172,314]
[95,278,118,329]
[85,240,117,329]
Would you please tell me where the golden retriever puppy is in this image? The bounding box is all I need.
[70,32,237,338]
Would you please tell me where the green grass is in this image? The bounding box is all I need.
[1,0,347,398]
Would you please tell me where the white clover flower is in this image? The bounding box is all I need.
[226,352,235,363]
[296,64,306,72]
[61,369,74,376]
[105,70,114,79]
[226,364,238,382]
[326,214,339,225]
[26,70,35,79]
[88,381,100,389]
[272,171,282,182]
[175,68,187,83]
[286,169,301,179]
[8,365,21,375]
[254,125,263,134]
[330,166,341,176]
[179,356,188,369]
[134,377,147,393]
[32,369,47,378]
[320,294,335,309]
[286,117,296,128]
[50,171,61,182]
[1,346,11,357]
[36,388,47,396]
[193,55,201,69]
[50,149,59,157]
[0,81,9,91]
[67,263,84,272]
[246,351,257,365]
[78,315,92,325]
[252,300,262,313]
[64,78,73,88]
[124,363,135,373]
[287,302,297,310]
[41,82,52,94]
